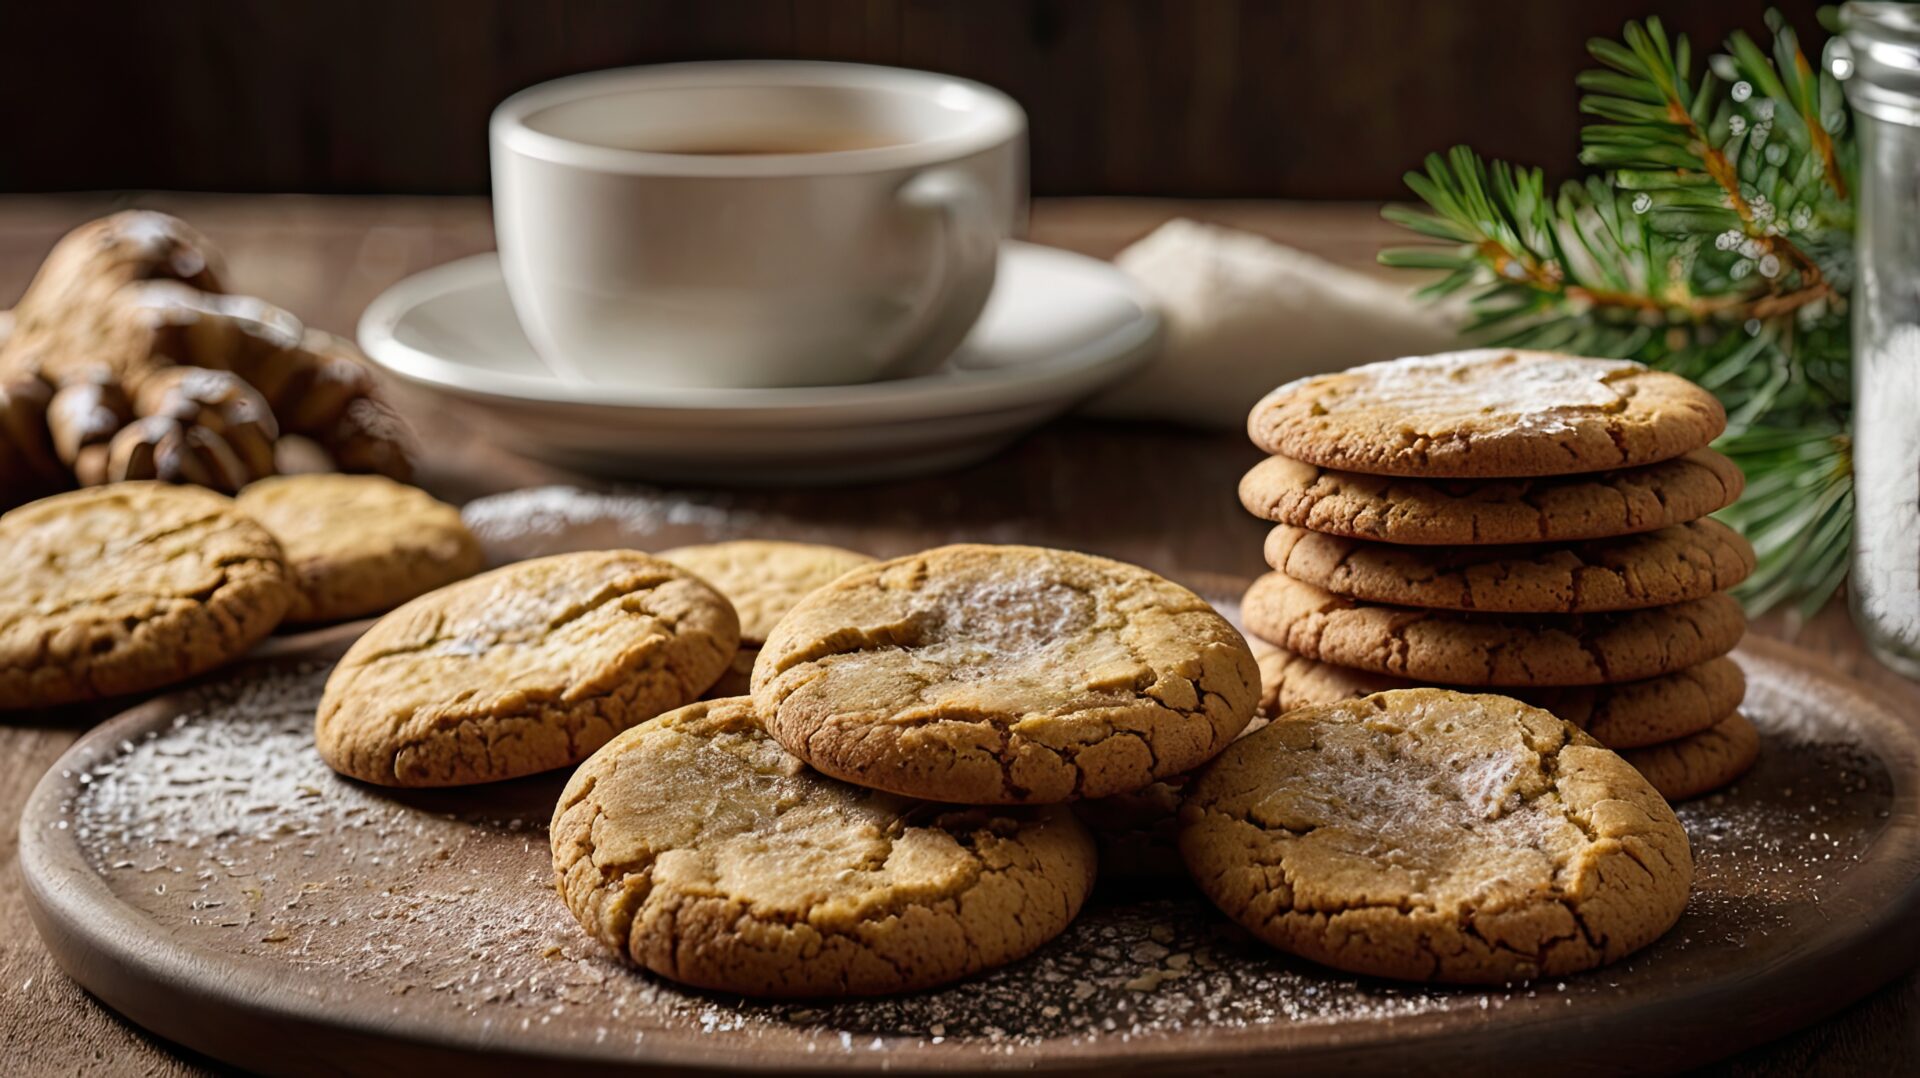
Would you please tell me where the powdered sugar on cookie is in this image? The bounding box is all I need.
[1248,350,1725,478]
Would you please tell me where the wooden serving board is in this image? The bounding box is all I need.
[18,613,1920,1076]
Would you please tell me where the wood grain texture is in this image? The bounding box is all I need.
[0,0,1826,199]
[0,194,1913,1076]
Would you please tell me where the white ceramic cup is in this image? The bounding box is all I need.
[490,61,1027,389]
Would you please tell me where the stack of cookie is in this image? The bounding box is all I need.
[1237,350,1760,800]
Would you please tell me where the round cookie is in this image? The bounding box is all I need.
[1263,519,1754,613]
[657,540,875,698]
[1259,647,1744,750]
[317,550,739,786]
[1238,450,1746,546]
[1247,350,1727,478]
[1621,712,1760,801]
[0,482,293,709]
[1241,571,1745,686]
[752,544,1262,805]
[236,473,485,624]
[551,697,1096,996]
[1178,689,1694,984]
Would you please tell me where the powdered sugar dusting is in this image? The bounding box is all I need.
[456,485,1087,579]
[1260,350,1642,440]
[42,656,1898,1065]
[460,486,744,562]
[1262,705,1569,870]
[1344,350,1637,415]
[910,571,1104,674]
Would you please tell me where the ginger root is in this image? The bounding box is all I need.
[0,211,410,505]
[0,370,62,499]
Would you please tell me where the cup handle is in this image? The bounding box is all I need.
[878,167,999,377]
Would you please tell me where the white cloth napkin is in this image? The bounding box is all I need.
[1083,218,1460,429]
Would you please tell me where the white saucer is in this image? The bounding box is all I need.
[356,242,1161,484]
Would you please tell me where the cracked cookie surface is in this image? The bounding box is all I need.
[551,697,1096,996]
[237,473,485,624]
[752,544,1262,804]
[657,540,875,698]
[1263,519,1754,613]
[317,550,738,786]
[1620,711,1760,801]
[1178,688,1693,984]
[1242,571,1745,686]
[0,482,293,708]
[1258,648,1744,750]
[1239,450,1746,546]
[1247,350,1726,478]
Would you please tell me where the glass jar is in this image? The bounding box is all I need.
[1842,3,1920,676]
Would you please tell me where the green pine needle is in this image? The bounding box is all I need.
[1380,7,1855,616]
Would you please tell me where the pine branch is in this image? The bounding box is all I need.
[1380,7,1855,615]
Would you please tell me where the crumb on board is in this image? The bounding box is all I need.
[53,663,1892,1056]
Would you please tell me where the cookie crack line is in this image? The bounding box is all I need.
[543,574,683,634]
[1238,449,1745,547]
[318,551,739,786]
[1265,521,1753,614]
[1177,690,1693,984]
[753,544,1260,804]
[552,704,1096,996]
[1,484,295,708]
[1249,353,1723,478]
[375,629,721,784]
[758,618,926,683]
[1206,821,1595,969]
[2,549,279,628]
[793,695,1202,804]
[1244,573,1744,686]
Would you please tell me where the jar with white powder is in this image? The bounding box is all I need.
[1843,4,1920,675]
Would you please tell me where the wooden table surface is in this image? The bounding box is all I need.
[0,194,1913,1076]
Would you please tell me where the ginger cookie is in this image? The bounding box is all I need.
[752,544,1262,805]
[1620,712,1760,801]
[1263,519,1754,613]
[1260,648,1743,750]
[1238,449,1745,546]
[1247,350,1726,478]
[657,540,874,698]
[317,550,738,786]
[0,482,293,708]
[1179,689,1693,984]
[1242,572,1744,686]
[551,697,1096,996]
[237,473,485,624]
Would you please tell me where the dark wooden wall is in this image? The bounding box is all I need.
[0,0,1825,198]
